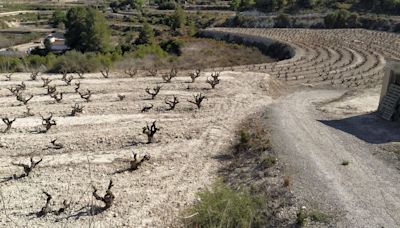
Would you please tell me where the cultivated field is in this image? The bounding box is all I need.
[1,27,400,227]
[205,28,396,88]
[0,68,277,226]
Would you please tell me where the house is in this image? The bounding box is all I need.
[43,32,70,54]
[378,60,400,120]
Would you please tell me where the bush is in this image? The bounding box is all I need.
[324,10,359,28]
[230,0,241,10]
[274,13,291,28]
[50,50,101,73]
[188,181,266,228]
[136,23,155,45]
[260,155,277,169]
[132,44,167,58]
[50,10,66,28]
[158,1,176,10]
[160,39,184,55]
[24,55,48,69]
[234,115,271,156]
[0,56,23,72]
[170,5,186,31]
[309,210,329,223]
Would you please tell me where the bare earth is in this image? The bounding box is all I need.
[0,71,274,227]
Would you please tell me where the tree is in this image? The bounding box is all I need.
[324,10,354,28]
[136,23,155,45]
[187,20,197,36]
[50,10,66,28]
[44,38,52,52]
[274,13,291,28]
[230,0,241,10]
[297,0,316,8]
[65,7,87,51]
[241,0,255,8]
[171,5,186,31]
[347,13,360,28]
[129,0,145,9]
[81,8,111,52]
[65,7,111,52]
[255,0,283,11]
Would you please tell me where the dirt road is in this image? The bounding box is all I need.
[268,89,400,227]
[0,11,39,17]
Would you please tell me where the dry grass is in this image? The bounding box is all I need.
[175,37,275,70]
[187,113,298,227]
[234,114,271,157]
[114,37,276,71]
[185,181,267,228]
[283,175,291,187]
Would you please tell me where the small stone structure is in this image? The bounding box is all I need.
[378,60,400,120]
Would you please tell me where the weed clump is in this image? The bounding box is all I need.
[187,181,266,228]
[309,210,330,223]
[260,155,277,169]
[234,116,271,156]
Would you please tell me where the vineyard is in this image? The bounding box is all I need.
[1,27,400,227]
[204,28,398,88]
[0,66,277,226]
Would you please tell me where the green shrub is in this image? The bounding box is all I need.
[187,20,197,36]
[260,155,277,169]
[132,44,167,58]
[170,5,186,31]
[324,10,360,28]
[296,208,308,227]
[230,0,241,11]
[309,210,329,223]
[50,10,66,28]
[136,23,155,45]
[97,53,113,68]
[160,39,184,55]
[158,1,176,10]
[0,56,23,72]
[50,50,101,73]
[274,13,291,28]
[24,55,48,69]
[188,182,266,228]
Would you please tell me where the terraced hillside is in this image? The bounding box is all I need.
[205,28,400,88]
